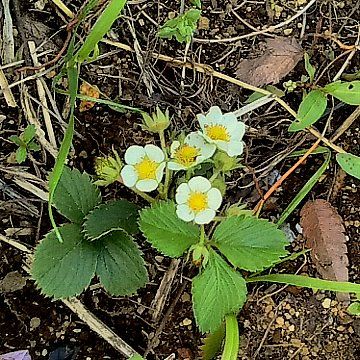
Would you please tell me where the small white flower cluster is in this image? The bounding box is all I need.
[120,106,246,224]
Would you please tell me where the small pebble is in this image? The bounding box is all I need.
[41,349,48,357]
[322,298,332,309]
[276,317,285,326]
[181,318,192,326]
[283,28,293,36]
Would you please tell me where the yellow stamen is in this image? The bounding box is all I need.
[205,124,230,142]
[174,145,200,167]
[135,157,158,180]
[188,192,208,212]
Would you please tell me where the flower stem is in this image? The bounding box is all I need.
[210,170,220,182]
[221,314,239,360]
[200,225,205,245]
[159,130,171,199]
[132,188,156,203]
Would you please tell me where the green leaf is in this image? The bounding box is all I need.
[336,153,360,180]
[9,135,24,147]
[139,201,200,257]
[27,141,41,152]
[213,216,289,272]
[15,147,27,163]
[129,355,144,360]
[347,302,360,316]
[192,249,247,333]
[31,224,98,299]
[324,80,360,105]
[84,200,139,240]
[191,0,202,8]
[95,230,148,296]
[22,124,36,143]
[53,166,101,223]
[247,274,360,293]
[304,53,316,83]
[201,323,225,360]
[289,90,327,132]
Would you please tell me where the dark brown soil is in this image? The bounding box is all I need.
[1,0,359,359]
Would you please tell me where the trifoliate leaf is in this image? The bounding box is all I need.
[289,90,327,132]
[139,201,200,257]
[16,147,27,163]
[95,230,148,295]
[200,323,225,360]
[192,249,247,333]
[324,80,360,105]
[31,224,97,299]
[84,200,139,241]
[213,216,289,272]
[336,153,360,180]
[53,166,101,223]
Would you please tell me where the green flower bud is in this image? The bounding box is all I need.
[94,149,122,186]
[190,244,209,267]
[141,107,170,133]
[213,151,242,174]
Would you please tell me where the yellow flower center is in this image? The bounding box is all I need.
[174,145,200,166]
[205,124,230,142]
[188,192,208,212]
[134,157,158,180]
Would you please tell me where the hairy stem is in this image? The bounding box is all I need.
[221,314,239,360]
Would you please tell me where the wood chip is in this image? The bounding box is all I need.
[235,37,303,87]
[300,199,349,302]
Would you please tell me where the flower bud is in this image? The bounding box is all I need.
[94,149,122,186]
[141,107,170,133]
[213,151,242,174]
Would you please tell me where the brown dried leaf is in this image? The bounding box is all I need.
[79,82,100,112]
[235,37,303,87]
[300,199,349,301]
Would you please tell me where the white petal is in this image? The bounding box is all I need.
[170,141,180,157]
[145,144,165,163]
[185,132,205,147]
[201,133,216,145]
[207,188,222,210]
[197,114,208,130]
[176,204,195,222]
[156,162,166,182]
[222,112,238,127]
[124,145,145,165]
[136,179,158,192]
[227,141,244,157]
[176,183,191,204]
[206,106,223,122]
[168,161,186,171]
[216,140,229,153]
[229,122,246,140]
[121,165,138,188]
[194,209,216,224]
[188,176,211,193]
[200,143,216,159]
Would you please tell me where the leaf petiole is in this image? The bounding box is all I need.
[221,314,239,360]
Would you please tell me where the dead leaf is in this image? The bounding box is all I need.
[79,82,100,112]
[235,37,303,87]
[300,199,349,302]
[0,271,27,293]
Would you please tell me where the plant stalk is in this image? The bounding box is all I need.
[159,130,171,198]
[221,314,239,360]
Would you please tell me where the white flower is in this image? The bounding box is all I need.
[197,106,245,157]
[175,176,222,224]
[168,132,216,171]
[121,144,166,192]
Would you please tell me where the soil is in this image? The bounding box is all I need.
[1,0,359,359]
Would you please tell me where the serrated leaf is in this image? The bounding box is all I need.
[336,153,360,180]
[139,201,199,257]
[31,224,98,299]
[95,230,148,295]
[9,135,24,147]
[304,53,316,83]
[84,200,139,241]
[347,302,360,316]
[200,323,225,360]
[16,147,27,163]
[324,80,360,105]
[53,166,101,223]
[22,124,36,143]
[213,216,289,272]
[289,90,327,132]
[192,249,247,333]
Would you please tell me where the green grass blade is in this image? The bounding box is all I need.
[247,274,360,293]
[48,61,79,242]
[277,150,330,226]
[288,146,329,158]
[76,0,127,63]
